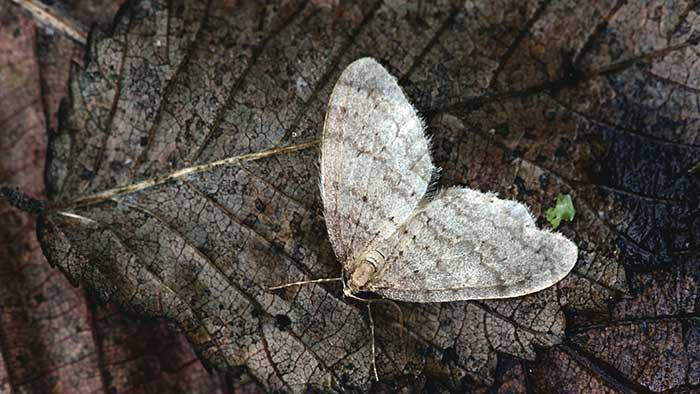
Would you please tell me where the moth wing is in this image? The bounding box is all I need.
[366,187,578,303]
[321,58,434,267]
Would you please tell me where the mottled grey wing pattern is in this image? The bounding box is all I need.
[322,58,577,303]
[365,187,579,302]
[321,58,434,267]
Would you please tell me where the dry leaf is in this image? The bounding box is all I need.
[4,0,697,392]
[0,2,238,393]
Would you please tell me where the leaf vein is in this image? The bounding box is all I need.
[130,0,214,176]
[190,0,311,163]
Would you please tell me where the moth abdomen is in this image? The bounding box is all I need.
[347,250,386,293]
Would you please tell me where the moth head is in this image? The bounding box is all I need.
[346,250,385,294]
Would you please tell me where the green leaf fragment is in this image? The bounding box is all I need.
[545,194,576,229]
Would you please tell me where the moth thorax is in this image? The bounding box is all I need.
[348,250,385,292]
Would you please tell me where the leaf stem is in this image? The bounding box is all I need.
[0,185,46,214]
[11,0,88,44]
[56,140,320,210]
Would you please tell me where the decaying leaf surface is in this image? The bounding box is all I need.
[1,2,250,393]
[529,260,700,393]
[21,0,699,392]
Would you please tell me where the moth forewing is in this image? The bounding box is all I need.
[320,57,434,276]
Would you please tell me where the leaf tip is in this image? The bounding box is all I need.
[0,185,46,215]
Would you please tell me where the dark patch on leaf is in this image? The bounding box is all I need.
[441,347,459,364]
[273,314,292,331]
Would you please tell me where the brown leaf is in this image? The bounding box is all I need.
[21,0,700,392]
[0,5,97,392]
[529,259,700,392]
[1,2,254,393]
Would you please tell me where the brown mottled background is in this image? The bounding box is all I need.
[1,0,698,393]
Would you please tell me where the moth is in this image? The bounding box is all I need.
[317,57,577,302]
[271,57,578,379]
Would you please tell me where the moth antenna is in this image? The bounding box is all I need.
[267,277,342,291]
[367,303,379,382]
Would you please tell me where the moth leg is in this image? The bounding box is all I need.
[266,277,342,290]
[344,294,406,380]
[269,276,388,383]
[367,303,379,382]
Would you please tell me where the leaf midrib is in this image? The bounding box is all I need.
[54,140,319,210]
